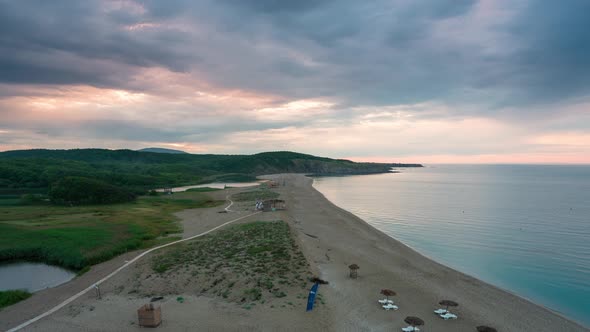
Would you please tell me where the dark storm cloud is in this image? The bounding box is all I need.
[1,0,590,110]
[0,0,193,87]
[500,0,590,105]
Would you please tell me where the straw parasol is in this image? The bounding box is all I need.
[380,289,396,300]
[476,326,497,332]
[439,299,459,311]
[404,316,425,327]
[348,264,360,279]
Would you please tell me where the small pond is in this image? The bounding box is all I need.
[155,181,263,192]
[0,262,76,292]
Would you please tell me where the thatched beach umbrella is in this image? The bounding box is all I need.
[380,289,396,301]
[439,299,459,311]
[404,316,425,328]
[348,264,360,279]
[476,326,497,332]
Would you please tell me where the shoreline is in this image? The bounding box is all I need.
[311,177,589,328]
[310,185,577,324]
[269,173,588,331]
[3,174,588,331]
[310,172,589,328]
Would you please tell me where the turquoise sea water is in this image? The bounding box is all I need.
[313,165,590,327]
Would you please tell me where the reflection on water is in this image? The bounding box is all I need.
[0,262,76,292]
[313,165,590,326]
[155,182,262,192]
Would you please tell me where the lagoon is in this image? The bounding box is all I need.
[0,262,76,292]
[155,181,262,192]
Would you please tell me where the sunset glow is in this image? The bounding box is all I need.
[1,1,589,163]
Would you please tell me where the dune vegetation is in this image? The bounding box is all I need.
[144,221,318,310]
[231,189,280,202]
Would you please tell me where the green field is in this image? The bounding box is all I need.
[0,192,224,270]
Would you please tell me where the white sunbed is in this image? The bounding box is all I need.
[401,326,420,332]
[440,312,458,320]
[434,308,448,314]
[382,303,399,310]
[378,299,395,304]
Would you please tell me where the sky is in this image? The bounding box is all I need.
[1,0,589,164]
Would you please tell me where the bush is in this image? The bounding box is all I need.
[20,193,47,205]
[49,176,136,205]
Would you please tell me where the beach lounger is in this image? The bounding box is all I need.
[382,303,398,310]
[401,327,420,332]
[434,308,447,314]
[440,312,458,320]
[378,299,394,304]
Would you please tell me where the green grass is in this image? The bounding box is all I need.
[0,198,22,206]
[231,189,280,202]
[0,290,31,309]
[0,192,223,270]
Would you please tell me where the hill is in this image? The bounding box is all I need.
[0,149,421,194]
[138,147,188,154]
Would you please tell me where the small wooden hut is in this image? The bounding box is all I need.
[348,264,360,279]
[137,303,162,327]
[262,199,286,212]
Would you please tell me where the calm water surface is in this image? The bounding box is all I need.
[0,262,76,292]
[313,165,590,326]
[155,181,262,192]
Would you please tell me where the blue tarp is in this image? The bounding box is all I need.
[306,282,319,311]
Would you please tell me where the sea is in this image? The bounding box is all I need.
[312,164,590,327]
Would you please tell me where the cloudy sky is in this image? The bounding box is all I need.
[1,0,589,163]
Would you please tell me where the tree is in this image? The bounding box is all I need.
[49,176,135,205]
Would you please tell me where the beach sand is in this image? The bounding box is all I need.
[3,174,588,331]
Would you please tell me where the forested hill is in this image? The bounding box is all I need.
[0,149,422,193]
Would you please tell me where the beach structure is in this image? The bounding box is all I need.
[439,299,458,312]
[137,303,162,327]
[402,316,424,332]
[436,299,459,319]
[348,263,359,278]
[380,289,396,302]
[261,199,286,212]
[306,282,320,312]
[440,312,458,319]
[379,289,397,309]
[383,303,399,310]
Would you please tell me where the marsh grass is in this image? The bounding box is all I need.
[0,290,31,309]
[0,192,223,270]
[149,221,311,306]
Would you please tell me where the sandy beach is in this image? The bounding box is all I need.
[2,174,588,332]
